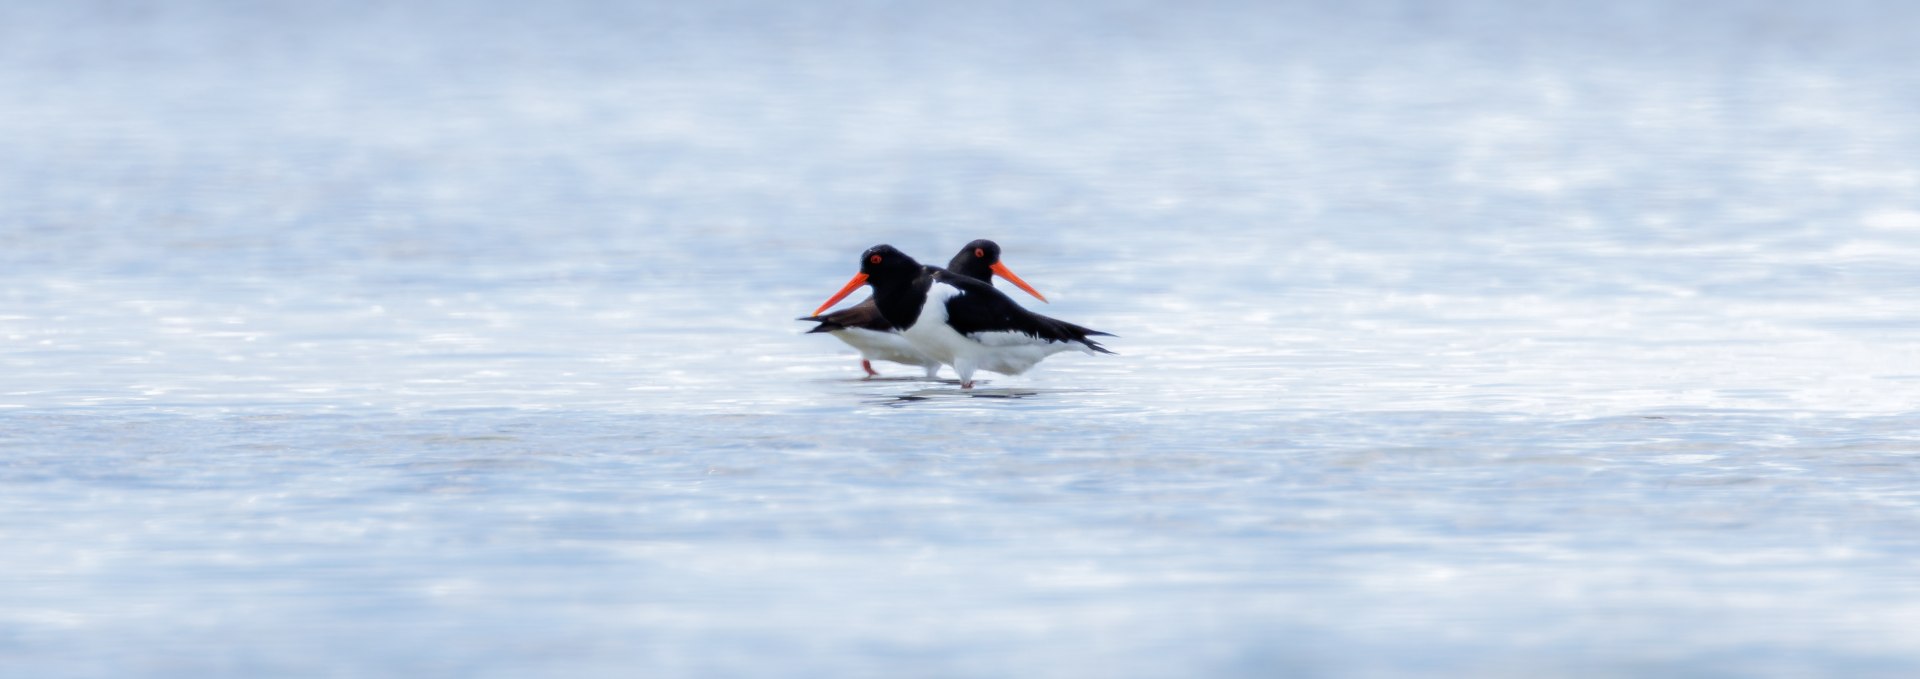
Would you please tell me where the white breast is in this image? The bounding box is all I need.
[898,283,969,366]
[830,327,940,368]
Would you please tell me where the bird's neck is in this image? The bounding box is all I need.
[871,269,933,330]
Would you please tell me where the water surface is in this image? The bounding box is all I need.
[5,1,1920,676]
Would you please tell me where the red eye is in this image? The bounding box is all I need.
[974,248,985,258]
[869,254,882,264]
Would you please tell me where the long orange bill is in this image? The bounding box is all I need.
[990,261,1048,303]
[811,272,869,316]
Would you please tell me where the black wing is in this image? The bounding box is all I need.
[796,298,893,333]
[934,270,1115,353]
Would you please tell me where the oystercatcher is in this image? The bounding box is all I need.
[798,239,1049,378]
[810,244,1113,389]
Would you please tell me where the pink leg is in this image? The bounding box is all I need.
[960,380,974,389]
[861,359,879,378]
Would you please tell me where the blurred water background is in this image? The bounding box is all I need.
[5,1,1920,676]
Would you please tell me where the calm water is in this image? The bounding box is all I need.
[6,1,1920,676]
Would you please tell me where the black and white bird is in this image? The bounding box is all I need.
[810,244,1113,389]
[798,239,1047,378]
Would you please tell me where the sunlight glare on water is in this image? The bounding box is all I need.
[5,1,1920,676]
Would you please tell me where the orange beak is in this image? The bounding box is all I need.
[810,272,869,316]
[990,261,1047,303]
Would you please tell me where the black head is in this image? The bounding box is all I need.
[942,238,1047,303]
[812,244,926,316]
[858,244,924,281]
[946,239,1002,279]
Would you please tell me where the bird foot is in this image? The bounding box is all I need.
[861,360,879,378]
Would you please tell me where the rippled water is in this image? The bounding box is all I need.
[6,1,1920,676]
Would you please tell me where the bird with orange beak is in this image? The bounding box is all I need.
[798,239,1050,378]
[809,244,1112,389]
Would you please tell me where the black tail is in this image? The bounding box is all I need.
[1051,318,1117,354]
[795,315,844,333]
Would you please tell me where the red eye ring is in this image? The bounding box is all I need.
[869,254,882,264]
[974,248,985,258]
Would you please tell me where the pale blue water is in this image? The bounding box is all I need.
[6,1,1920,676]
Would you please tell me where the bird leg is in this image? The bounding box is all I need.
[955,359,977,390]
[861,359,879,378]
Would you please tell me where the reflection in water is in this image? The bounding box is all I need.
[871,386,1059,406]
